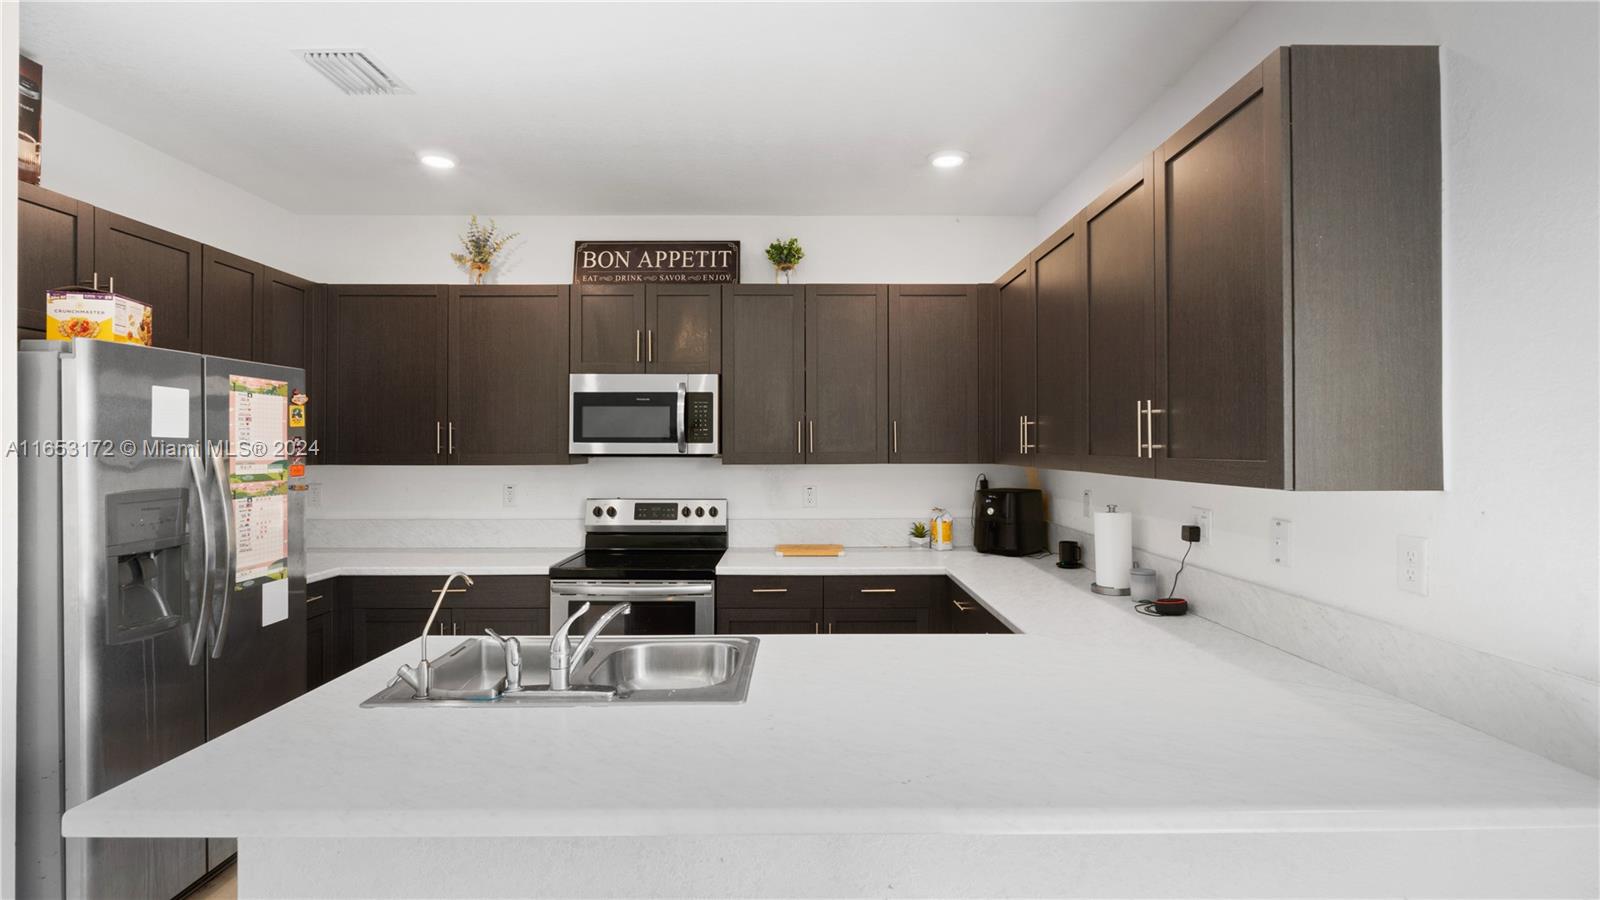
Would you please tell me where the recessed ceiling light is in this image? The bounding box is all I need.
[418,152,457,170]
[929,151,969,169]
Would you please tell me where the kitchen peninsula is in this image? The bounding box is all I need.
[62,551,1598,898]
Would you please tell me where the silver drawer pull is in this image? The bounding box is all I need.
[430,588,468,594]
[952,600,974,612]
[750,588,789,594]
[306,594,323,604]
[860,588,897,594]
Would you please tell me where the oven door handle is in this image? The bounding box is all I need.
[676,382,688,454]
[553,583,714,598]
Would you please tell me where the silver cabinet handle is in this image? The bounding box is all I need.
[635,330,642,363]
[814,622,820,634]
[1135,401,1145,458]
[750,588,789,593]
[893,420,899,454]
[952,599,975,612]
[448,421,456,455]
[860,588,897,594]
[1019,415,1025,455]
[796,420,803,455]
[1145,402,1165,453]
[1022,417,1036,453]
[808,419,814,454]
[828,622,834,634]
[306,594,323,604]
[436,421,443,455]
[648,330,654,363]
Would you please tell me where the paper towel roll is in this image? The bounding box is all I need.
[1092,508,1133,594]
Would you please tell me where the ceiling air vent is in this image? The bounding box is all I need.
[298,49,411,96]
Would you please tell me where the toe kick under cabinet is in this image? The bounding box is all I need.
[716,575,1012,635]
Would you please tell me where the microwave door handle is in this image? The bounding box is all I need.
[185,450,214,666]
[676,382,687,454]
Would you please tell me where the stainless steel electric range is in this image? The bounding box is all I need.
[548,498,728,635]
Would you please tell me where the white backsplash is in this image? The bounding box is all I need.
[308,516,976,550]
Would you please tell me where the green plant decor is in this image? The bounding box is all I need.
[909,521,930,539]
[450,215,519,284]
[766,237,805,283]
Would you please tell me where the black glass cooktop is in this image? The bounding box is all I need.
[549,548,725,581]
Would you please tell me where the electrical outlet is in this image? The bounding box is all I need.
[802,485,819,508]
[501,484,517,508]
[1397,535,1428,595]
[1270,518,1292,566]
[1191,507,1213,546]
[1081,490,1092,519]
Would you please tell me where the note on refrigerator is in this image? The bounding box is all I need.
[150,385,190,438]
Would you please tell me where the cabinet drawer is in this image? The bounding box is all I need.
[718,576,823,609]
[823,576,945,609]
[948,585,1013,634]
[343,575,550,609]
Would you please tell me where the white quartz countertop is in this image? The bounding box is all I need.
[64,550,1597,840]
[306,548,575,582]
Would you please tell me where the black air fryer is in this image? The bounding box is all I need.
[972,487,1047,556]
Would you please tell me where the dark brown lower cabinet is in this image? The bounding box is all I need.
[823,576,943,634]
[716,575,1013,635]
[305,581,341,690]
[947,585,1010,634]
[716,576,824,634]
[336,575,551,670]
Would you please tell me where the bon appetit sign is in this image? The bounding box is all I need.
[574,241,740,284]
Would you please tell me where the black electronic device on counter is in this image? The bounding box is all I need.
[972,487,1047,556]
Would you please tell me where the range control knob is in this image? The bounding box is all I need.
[695,506,705,517]
[709,506,719,517]
[592,506,604,518]
[606,506,618,518]
[682,506,692,517]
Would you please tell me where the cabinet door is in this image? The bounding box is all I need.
[1153,53,1288,488]
[1033,218,1088,469]
[305,583,340,689]
[18,182,93,333]
[1081,160,1157,477]
[993,261,1036,464]
[805,285,888,464]
[888,285,982,463]
[646,283,720,372]
[569,283,646,373]
[200,246,262,360]
[721,285,805,464]
[456,607,549,639]
[93,211,202,351]
[823,576,942,634]
[718,606,822,635]
[259,270,324,461]
[327,285,448,465]
[448,285,571,464]
[826,606,929,634]
[352,607,448,665]
[717,576,823,634]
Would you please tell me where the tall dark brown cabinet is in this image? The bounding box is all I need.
[448,284,571,464]
[258,269,324,460]
[17,182,93,339]
[888,284,983,463]
[92,211,203,351]
[569,282,720,373]
[721,284,806,464]
[804,284,888,464]
[993,262,1036,464]
[326,284,449,465]
[200,246,263,360]
[1032,217,1087,468]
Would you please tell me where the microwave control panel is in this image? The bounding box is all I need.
[685,393,715,443]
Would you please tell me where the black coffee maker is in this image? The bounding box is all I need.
[971,475,1047,556]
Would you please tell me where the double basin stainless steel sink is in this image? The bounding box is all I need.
[361,635,759,707]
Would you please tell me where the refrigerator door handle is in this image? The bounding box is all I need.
[186,450,215,666]
[208,442,238,659]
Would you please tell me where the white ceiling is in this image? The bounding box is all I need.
[20,2,1249,216]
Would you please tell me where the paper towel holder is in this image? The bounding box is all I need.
[1090,504,1132,596]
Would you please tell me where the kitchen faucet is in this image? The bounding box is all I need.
[483,627,522,693]
[549,602,631,691]
[391,572,474,699]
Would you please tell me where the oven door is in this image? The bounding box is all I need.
[568,373,718,455]
[550,580,716,635]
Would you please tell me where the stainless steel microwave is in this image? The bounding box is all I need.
[568,373,719,456]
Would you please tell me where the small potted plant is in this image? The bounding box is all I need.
[450,215,519,284]
[766,237,805,284]
[908,520,931,549]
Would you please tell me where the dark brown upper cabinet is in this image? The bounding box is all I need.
[93,211,202,352]
[993,261,1036,465]
[804,284,888,464]
[1079,159,1157,479]
[645,283,720,372]
[569,283,647,372]
[17,182,93,335]
[888,285,983,463]
[448,285,572,464]
[258,269,324,461]
[326,285,449,465]
[1151,45,1441,490]
[721,284,806,464]
[1032,217,1087,469]
[200,246,263,361]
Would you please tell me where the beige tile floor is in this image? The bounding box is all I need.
[186,862,236,900]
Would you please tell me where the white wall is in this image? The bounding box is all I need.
[1030,2,1599,685]
[2,7,22,893]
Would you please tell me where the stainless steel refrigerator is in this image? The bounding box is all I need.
[16,339,307,900]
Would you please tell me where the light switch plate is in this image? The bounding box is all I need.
[1081,490,1092,519]
[1397,535,1428,595]
[1270,518,1291,566]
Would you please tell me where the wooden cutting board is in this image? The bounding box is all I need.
[775,544,845,557]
